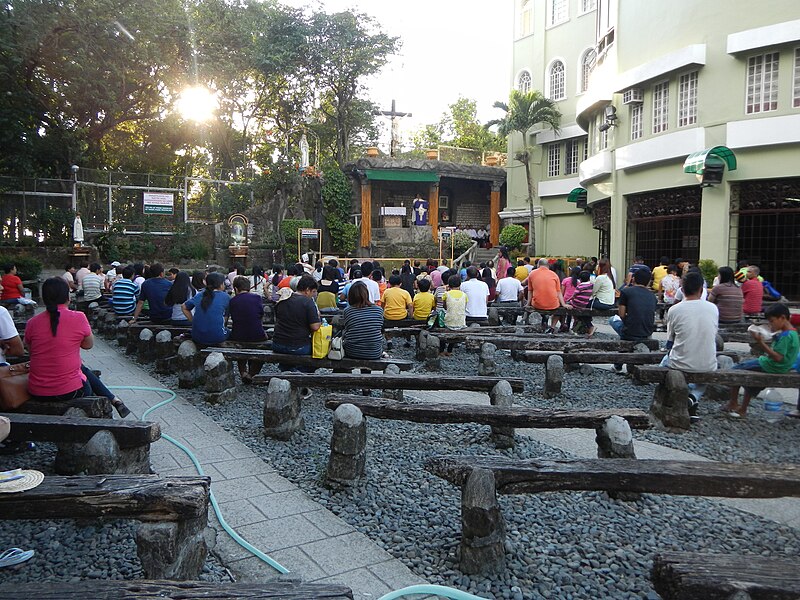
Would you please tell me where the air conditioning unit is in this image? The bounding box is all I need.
[622,88,643,105]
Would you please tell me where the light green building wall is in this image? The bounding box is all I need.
[507,0,800,276]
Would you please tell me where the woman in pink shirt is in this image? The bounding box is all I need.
[559,267,581,332]
[25,277,94,401]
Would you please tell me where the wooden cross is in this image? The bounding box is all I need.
[374,99,412,158]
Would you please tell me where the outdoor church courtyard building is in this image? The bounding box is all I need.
[508,0,800,298]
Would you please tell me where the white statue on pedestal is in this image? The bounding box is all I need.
[299,134,310,169]
[73,213,84,246]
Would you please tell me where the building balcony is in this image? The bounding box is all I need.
[579,150,613,186]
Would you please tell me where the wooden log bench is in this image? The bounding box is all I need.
[201,348,413,372]
[632,366,800,431]
[254,373,525,393]
[0,580,354,599]
[2,412,160,474]
[514,350,742,365]
[651,551,800,600]
[10,396,113,419]
[0,475,210,580]
[325,393,648,451]
[425,455,800,575]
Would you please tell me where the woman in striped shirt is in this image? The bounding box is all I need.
[342,282,384,360]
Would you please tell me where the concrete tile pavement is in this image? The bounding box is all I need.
[80,336,425,598]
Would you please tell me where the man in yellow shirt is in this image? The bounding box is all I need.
[412,278,436,321]
[651,256,669,292]
[514,260,529,283]
[382,275,413,323]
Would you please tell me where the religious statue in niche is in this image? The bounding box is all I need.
[412,194,429,225]
[228,214,248,247]
[72,212,84,247]
[441,211,450,223]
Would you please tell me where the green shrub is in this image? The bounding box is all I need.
[0,255,43,280]
[452,231,474,257]
[499,224,527,250]
[698,259,719,287]
[327,217,358,255]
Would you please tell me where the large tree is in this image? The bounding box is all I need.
[487,90,561,255]
[0,0,189,176]
[308,10,398,165]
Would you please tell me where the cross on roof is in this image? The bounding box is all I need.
[374,99,412,158]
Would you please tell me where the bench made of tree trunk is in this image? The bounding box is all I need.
[651,551,800,600]
[425,455,800,575]
[325,396,650,429]
[0,475,210,580]
[514,351,742,365]
[0,580,354,600]
[458,335,660,352]
[629,366,800,432]
[200,348,413,371]
[254,373,525,393]
[2,412,160,474]
[11,396,113,419]
[426,455,800,497]
[633,366,800,388]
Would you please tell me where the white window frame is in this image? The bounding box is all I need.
[547,0,569,28]
[652,80,669,134]
[599,117,609,150]
[677,71,698,127]
[546,58,567,100]
[793,47,800,109]
[565,139,579,175]
[547,143,561,177]
[578,47,596,94]
[518,0,533,38]
[582,136,588,161]
[517,70,532,94]
[746,52,779,114]
[630,102,643,141]
[580,0,597,14]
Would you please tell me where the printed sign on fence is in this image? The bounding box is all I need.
[143,192,174,215]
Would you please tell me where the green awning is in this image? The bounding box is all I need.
[683,146,737,175]
[567,187,587,203]
[365,169,439,182]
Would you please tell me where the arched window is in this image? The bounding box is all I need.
[518,70,532,94]
[548,60,566,100]
[580,49,596,93]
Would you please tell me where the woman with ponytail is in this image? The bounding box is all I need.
[24,277,130,417]
[181,271,230,346]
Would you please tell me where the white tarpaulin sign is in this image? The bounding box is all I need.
[380,206,406,216]
[143,192,174,215]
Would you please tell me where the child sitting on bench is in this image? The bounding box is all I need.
[723,303,799,418]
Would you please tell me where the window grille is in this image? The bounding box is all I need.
[630,103,643,140]
[678,71,698,127]
[547,143,561,177]
[746,52,779,114]
[518,71,532,93]
[565,140,579,174]
[581,49,596,93]
[652,81,669,134]
[549,61,566,100]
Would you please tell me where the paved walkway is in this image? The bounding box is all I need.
[82,336,424,598]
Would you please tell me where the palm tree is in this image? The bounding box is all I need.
[487,90,561,255]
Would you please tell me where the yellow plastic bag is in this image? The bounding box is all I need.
[312,324,333,359]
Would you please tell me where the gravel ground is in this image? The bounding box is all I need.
[0,443,231,585]
[134,338,800,600]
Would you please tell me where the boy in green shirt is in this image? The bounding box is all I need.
[724,303,799,417]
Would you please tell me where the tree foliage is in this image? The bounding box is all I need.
[487,90,561,254]
[0,0,399,178]
[409,96,506,156]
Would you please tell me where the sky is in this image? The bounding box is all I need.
[282,0,515,150]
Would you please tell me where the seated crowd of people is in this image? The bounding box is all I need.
[0,248,795,449]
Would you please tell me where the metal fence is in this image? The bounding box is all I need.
[1,167,256,243]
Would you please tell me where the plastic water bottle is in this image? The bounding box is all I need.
[322,318,328,327]
[762,389,784,423]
